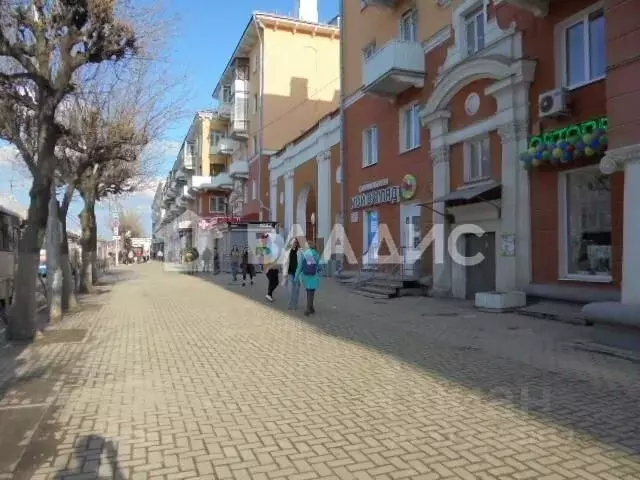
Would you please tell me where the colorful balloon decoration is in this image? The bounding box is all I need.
[519,117,608,169]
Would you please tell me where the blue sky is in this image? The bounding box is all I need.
[0,0,340,237]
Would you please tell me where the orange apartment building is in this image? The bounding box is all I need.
[493,0,640,319]
[343,0,535,305]
[211,0,340,224]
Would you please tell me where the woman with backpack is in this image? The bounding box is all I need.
[295,240,322,316]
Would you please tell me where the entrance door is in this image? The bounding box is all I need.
[465,232,496,300]
[401,204,421,277]
[364,210,379,265]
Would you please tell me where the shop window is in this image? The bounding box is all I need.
[464,7,485,56]
[209,196,226,214]
[400,103,420,152]
[464,136,491,183]
[399,9,418,42]
[561,168,612,281]
[560,5,605,89]
[362,125,378,167]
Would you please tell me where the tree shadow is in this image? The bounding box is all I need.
[190,271,640,458]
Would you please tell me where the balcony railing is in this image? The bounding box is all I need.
[218,137,237,155]
[363,39,425,96]
[493,0,548,16]
[228,159,249,179]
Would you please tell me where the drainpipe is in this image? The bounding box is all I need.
[255,15,266,221]
[338,0,346,268]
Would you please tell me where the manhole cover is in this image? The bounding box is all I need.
[35,329,87,345]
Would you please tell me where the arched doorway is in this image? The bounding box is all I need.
[296,184,317,243]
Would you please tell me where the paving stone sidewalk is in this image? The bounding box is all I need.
[0,263,638,480]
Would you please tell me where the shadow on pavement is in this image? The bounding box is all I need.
[188,268,640,459]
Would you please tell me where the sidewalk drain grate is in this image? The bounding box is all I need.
[35,329,87,345]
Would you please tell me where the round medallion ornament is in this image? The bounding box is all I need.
[401,174,417,200]
[465,93,480,116]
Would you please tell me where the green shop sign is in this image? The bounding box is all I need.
[520,116,608,169]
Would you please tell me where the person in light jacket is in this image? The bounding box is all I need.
[295,241,322,316]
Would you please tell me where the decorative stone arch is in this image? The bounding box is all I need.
[422,56,524,119]
[296,184,313,231]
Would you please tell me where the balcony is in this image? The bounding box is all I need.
[218,102,232,117]
[362,40,425,96]
[494,0,548,16]
[189,173,234,192]
[228,159,249,179]
[213,136,237,155]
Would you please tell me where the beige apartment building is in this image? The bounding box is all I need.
[211,0,340,221]
[153,110,235,260]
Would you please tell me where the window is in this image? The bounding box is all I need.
[252,180,257,200]
[464,136,490,182]
[400,9,418,42]
[563,8,605,88]
[222,85,232,104]
[210,163,225,176]
[362,126,378,167]
[252,93,258,114]
[400,104,421,152]
[243,184,249,203]
[210,131,223,149]
[465,8,485,55]
[362,41,376,61]
[252,135,258,155]
[209,196,226,214]
[561,169,611,280]
[252,52,259,73]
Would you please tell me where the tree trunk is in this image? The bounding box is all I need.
[58,215,78,312]
[46,189,63,322]
[78,198,96,294]
[91,218,98,284]
[6,180,50,341]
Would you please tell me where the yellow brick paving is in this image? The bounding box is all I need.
[1,263,639,479]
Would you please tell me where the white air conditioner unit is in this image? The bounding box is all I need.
[538,88,569,118]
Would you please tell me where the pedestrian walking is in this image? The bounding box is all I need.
[213,248,220,274]
[264,245,280,302]
[230,246,241,281]
[284,238,301,309]
[241,247,255,286]
[201,247,212,273]
[295,240,322,316]
[157,250,164,262]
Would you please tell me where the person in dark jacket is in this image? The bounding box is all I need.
[284,239,300,309]
[241,247,255,286]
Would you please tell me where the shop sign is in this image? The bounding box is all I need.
[351,185,401,210]
[358,178,389,193]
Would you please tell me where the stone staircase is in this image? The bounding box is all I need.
[336,270,428,299]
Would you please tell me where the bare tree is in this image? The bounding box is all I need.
[0,0,138,341]
[72,59,186,292]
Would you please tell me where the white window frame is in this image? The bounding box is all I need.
[243,184,249,203]
[399,103,421,153]
[558,166,613,283]
[362,41,376,61]
[362,125,378,168]
[252,179,257,200]
[209,196,226,214]
[399,9,418,42]
[555,2,606,91]
[464,7,485,56]
[463,136,491,183]
[210,131,223,149]
[222,85,232,104]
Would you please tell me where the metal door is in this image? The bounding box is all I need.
[465,232,496,300]
[401,205,421,277]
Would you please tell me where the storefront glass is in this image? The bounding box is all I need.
[564,168,612,278]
